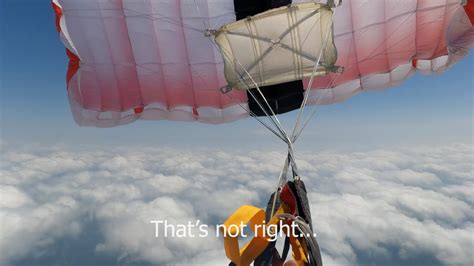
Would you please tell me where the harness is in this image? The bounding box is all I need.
[221,178,322,266]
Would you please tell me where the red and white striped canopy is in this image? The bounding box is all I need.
[53,0,474,127]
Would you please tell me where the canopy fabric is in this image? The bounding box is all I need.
[53,0,474,127]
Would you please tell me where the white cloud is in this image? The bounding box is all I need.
[0,185,33,208]
[0,143,472,265]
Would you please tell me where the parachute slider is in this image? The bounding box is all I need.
[214,2,337,91]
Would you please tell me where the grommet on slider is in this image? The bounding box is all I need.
[204,28,217,37]
[220,85,233,94]
[329,66,344,74]
[327,0,342,8]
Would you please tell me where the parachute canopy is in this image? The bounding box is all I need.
[52,0,474,127]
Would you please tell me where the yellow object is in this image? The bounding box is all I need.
[290,237,309,265]
[222,202,310,265]
[221,205,285,266]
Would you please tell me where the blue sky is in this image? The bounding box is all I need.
[0,0,472,151]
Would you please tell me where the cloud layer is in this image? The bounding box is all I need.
[0,143,472,265]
